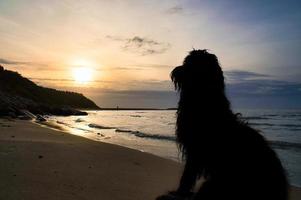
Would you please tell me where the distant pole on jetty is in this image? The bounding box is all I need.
[116,106,119,111]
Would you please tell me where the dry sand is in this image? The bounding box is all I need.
[0,119,300,200]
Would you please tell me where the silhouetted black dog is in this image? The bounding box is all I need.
[157,50,288,200]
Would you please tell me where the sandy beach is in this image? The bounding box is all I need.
[0,118,300,200]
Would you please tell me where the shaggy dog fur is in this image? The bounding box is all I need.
[156,50,288,200]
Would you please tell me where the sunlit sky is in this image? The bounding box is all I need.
[1,0,301,108]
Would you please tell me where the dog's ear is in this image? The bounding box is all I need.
[171,66,184,91]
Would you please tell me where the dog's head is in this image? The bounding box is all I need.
[171,49,225,93]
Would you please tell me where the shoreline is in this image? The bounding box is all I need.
[40,114,301,188]
[36,119,301,189]
[34,119,173,162]
[37,115,181,162]
[0,118,300,200]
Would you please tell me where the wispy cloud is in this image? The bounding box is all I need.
[29,77,113,84]
[224,70,301,96]
[165,5,184,14]
[0,58,28,65]
[226,78,301,108]
[0,58,49,69]
[228,79,301,96]
[108,67,145,71]
[225,70,270,83]
[120,63,171,70]
[106,35,171,55]
[105,35,124,42]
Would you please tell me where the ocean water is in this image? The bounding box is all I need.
[45,109,301,187]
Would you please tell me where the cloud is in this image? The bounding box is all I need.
[224,70,270,82]
[165,6,184,14]
[29,77,112,84]
[123,36,171,55]
[106,35,171,55]
[112,63,171,71]
[224,70,301,96]
[108,67,145,71]
[226,78,301,109]
[0,58,49,69]
[228,79,301,96]
[0,58,28,65]
[105,35,124,42]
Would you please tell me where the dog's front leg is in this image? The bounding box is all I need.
[176,156,199,195]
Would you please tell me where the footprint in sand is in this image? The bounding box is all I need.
[97,133,105,137]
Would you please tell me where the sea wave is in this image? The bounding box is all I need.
[56,120,69,125]
[130,115,142,118]
[263,114,278,117]
[249,122,301,131]
[249,122,275,126]
[115,129,132,133]
[88,123,115,129]
[280,124,301,128]
[243,116,269,120]
[75,118,85,123]
[261,113,301,118]
[280,114,301,118]
[114,127,301,151]
[115,128,176,141]
[114,128,301,151]
[270,141,301,151]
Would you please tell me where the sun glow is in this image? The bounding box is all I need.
[71,59,95,84]
[72,67,93,83]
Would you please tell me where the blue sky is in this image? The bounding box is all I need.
[0,0,300,108]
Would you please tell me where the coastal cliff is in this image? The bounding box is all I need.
[0,65,99,117]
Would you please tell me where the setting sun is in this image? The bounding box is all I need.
[72,67,93,83]
[71,59,95,84]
